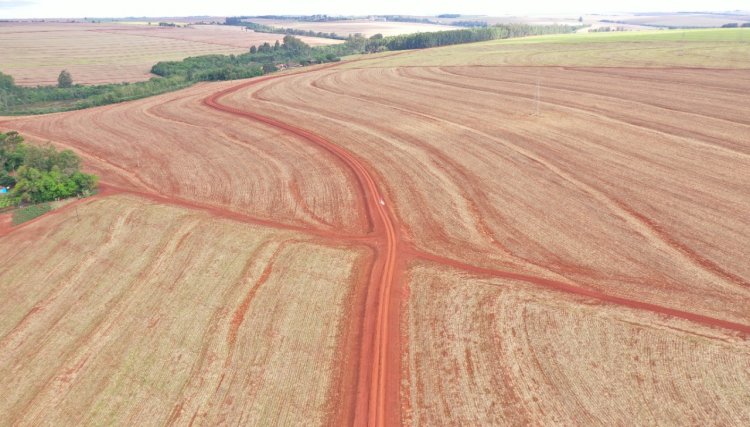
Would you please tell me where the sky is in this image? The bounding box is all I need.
[0,0,748,19]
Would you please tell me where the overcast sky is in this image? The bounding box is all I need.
[1,0,748,19]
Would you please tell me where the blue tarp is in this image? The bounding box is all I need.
[0,188,7,194]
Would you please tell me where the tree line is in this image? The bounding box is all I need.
[243,21,347,40]
[0,131,97,207]
[452,21,490,28]
[366,24,578,51]
[151,35,338,80]
[380,16,435,24]
[0,70,190,115]
[229,15,359,23]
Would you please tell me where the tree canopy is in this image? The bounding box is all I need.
[57,70,73,88]
[0,131,97,206]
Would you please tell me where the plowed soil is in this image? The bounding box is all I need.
[403,260,750,425]
[219,66,750,325]
[0,194,371,425]
[1,49,748,424]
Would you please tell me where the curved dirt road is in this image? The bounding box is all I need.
[204,73,401,427]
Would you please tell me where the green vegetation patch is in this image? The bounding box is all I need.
[0,73,191,115]
[0,131,98,206]
[12,203,52,225]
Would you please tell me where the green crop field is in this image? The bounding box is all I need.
[345,28,750,68]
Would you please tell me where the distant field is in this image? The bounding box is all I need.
[609,12,750,28]
[247,18,459,37]
[345,28,750,68]
[0,22,340,86]
[434,12,750,28]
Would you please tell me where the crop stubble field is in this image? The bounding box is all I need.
[0,22,340,86]
[344,29,750,69]
[0,194,371,424]
[1,32,749,424]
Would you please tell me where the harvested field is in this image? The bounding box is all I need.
[1,80,366,235]
[1,31,749,425]
[247,18,459,37]
[403,260,750,425]
[0,22,339,85]
[218,65,750,327]
[343,29,750,68]
[95,24,342,49]
[0,194,370,425]
[609,12,750,28]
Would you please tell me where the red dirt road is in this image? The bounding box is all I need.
[204,77,402,427]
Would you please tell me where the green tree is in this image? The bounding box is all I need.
[258,42,272,53]
[71,171,98,195]
[0,131,98,204]
[53,149,81,176]
[0,131,26,172]
[23,144,58,171]
[0,72,15,90]
[249,45,257,54]
[57,70,73,88]
[0,171,15,187]
[282,35,310,56]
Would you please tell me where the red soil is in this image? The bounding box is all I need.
[0,212,12,236]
